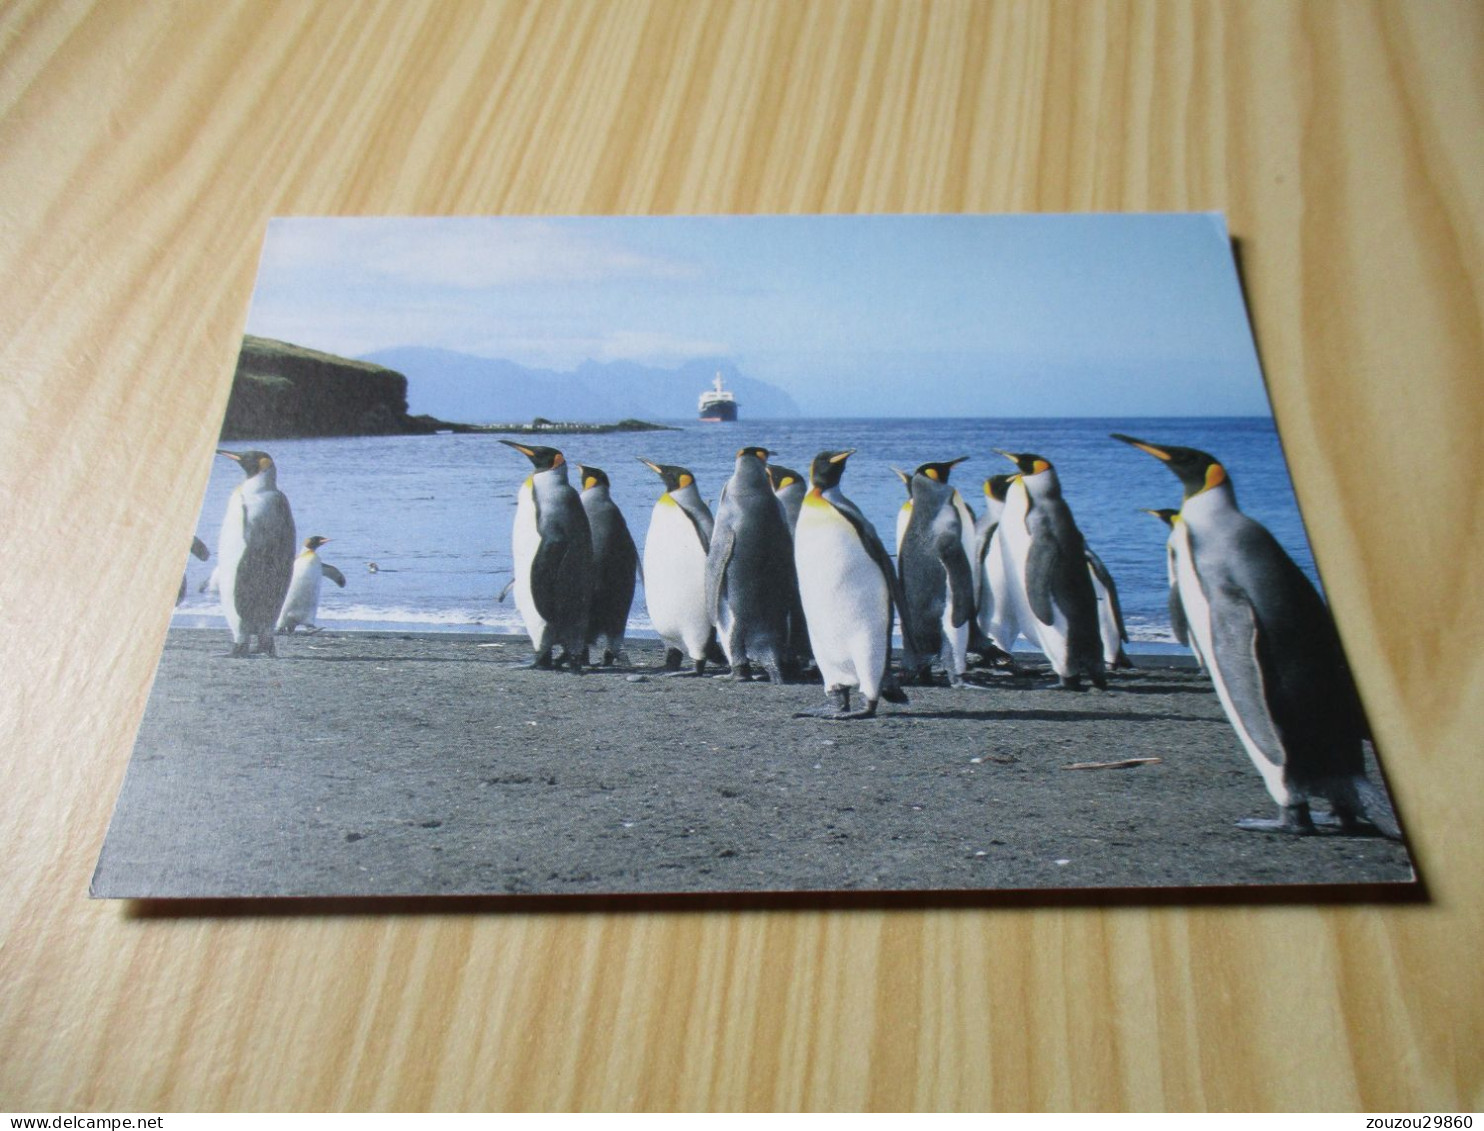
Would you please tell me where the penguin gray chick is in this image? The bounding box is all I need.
[792,450,910,719]
[216,450,296,657]
[1113,433,1399,838]
[500,441,594,671]
[577,464,639,666]
[765,461,813,676]
[706,446,794,682]
[972,473,1021,668]
[1142,507,1205,671]
[993,450,1106,690]
[1084,545,1133,669]
[276,536,346,635]
[897,457,975,686]
[178,536,209,605]
[638,459,716,675]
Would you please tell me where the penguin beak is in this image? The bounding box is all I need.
[992,448,1020,465]
[1110,433,1173,462]
[637,457,663,475]
[499,440,537,458]
[217,450,243,462]
[829,450,855,464]
[946,455,969,468]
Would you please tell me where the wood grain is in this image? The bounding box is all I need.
[2,0,1482,1111]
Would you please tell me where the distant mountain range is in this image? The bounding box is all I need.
[359,347,802,423]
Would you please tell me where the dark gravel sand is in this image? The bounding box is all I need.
[92,629,1415,899]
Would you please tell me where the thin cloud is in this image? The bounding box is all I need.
[259,217,700,290]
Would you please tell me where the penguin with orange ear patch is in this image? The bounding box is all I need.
[1112,433,1399,839]
[993,450,1105,690]
[576,464,639,665]
[500,441,593,671]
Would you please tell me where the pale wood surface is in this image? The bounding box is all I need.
[2,0,1482,1111]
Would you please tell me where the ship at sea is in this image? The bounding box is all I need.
[697,371,739,422]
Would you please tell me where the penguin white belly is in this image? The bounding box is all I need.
[277,553,323,628]
[895,502,911,555]
[940,601,969,675]
[643,498,711,659]
[1174,528,1290,805]
[510,478,547,647]
[217,484,248,642]
[979,530,1021,650]
[796,500,889,700]
[996,484,1039,658]
[1089,566,1122,666]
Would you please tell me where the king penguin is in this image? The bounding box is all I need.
[993,450,1106,690]
[276,536,347,634]
[792,450,910,718]
[638,459,716,674]
[706,446,794,682]
[897,458,975,685]
[1142,507,1206,671]
[765,461,813,676]
[216,449,296,657]
[500,441,594,671]
[577,464,640,666]
[1113,433,1400,838]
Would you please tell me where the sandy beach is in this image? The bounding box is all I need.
[92,628,1415,899]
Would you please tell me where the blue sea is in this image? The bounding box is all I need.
[174,417,1317,651]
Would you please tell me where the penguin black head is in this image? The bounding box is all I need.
[638,458,698,494]
[765,463,805,492]
[913,456,969,483]
[1140,507,1181,529]
[993,450,1053,477]
[576,465,610,491]
[218,449,274,478]
[737,445,772,462]
[983,473,1015,503]
[807,450,854,491]
[499,440,566,471]
[1111,434,1229,499]
[304,535,331,551]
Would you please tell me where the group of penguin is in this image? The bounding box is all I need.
[198,449,346,656]
[499,435,1400,840]
[198,436,1399,840]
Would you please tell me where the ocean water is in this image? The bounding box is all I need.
[175,417,1317,649]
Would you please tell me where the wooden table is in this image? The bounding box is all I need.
[2,0,1480,1111]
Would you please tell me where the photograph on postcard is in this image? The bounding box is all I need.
[91,214,1413,898]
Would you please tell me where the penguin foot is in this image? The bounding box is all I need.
[730,661,755,682]
[793,688,876,720]
[880,678,909,706]
[251,636,278,657]
[663,648,684,672]
[1236,802,1317,835]
[227,642,251,658]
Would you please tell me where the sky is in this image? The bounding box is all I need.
[244,213,1270,418]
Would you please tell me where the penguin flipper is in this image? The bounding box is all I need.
[322,563,347,588]
[704,523,736,627]
[191,536,210,561]
[1024,533,1060,626]
[1085,547,1128,642]
[1208,588,1287,767]
[1168,585,1191,647]
[529,537,574,623]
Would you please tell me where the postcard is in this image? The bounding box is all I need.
[92,214,1414,899]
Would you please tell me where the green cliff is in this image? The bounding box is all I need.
[220,335,461,439]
